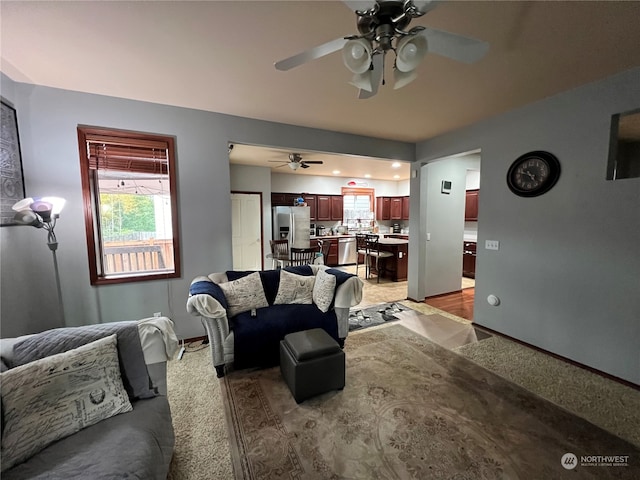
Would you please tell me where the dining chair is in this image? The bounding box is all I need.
[355,234,370,278]
[365,234,393,283]
[270,239,289,269]
[289,247,317,266]
[317,239,331,264]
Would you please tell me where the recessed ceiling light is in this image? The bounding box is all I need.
[364,174,371,179]
[392,162,401,168]
[393,174,400,179]
[332,170,341,175]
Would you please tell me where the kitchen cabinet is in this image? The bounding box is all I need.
[304,194,317,220]
[463,241,477,278]
[376,197,391,220]
[390,197,403,220]
[326,238,339,266]
[465,190,479,221]
[376,196,408,221]
[330,195,343,221]
[316,195,331,221]
[402,196,410,220]
[272,193,300,207]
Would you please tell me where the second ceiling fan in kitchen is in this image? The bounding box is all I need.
[269,153,324,171]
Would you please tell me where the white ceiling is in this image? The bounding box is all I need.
[229,143,411,180]
[2,0,639,179]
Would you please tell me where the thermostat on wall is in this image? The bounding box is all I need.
[441,180,452,194]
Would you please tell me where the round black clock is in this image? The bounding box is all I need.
[507,151,561,197]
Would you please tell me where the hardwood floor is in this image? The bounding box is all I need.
[425,288,475,321]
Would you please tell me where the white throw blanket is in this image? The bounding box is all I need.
[137,316,180,363]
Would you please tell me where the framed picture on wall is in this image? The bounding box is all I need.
[1,99,26,226]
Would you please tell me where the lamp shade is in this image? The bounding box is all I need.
[12,197,34,212]
[13,210,44,227]
[30,200,54,222]
[396,34,427,72]
[349,71,374,92]
[342,38,373,74]
[393,69,418,90]
[40,196,66,215]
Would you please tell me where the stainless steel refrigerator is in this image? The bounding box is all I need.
[272,206,310,249]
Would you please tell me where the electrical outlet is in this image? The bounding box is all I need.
[153,312,161,317]
[485,240,500,251]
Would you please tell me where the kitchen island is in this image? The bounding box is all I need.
[375,237,409,282]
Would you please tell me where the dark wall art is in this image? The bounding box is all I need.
[1,99,26,226]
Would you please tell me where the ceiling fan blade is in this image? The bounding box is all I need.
[267,160,287,163]
[411,1,442,15]
[302,160,323,164]
[275,37,349,71]
[418,27,489,64]
[358,54,384,99]
[300,163,311,169]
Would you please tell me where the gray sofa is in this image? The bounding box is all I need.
[187,264,363,377]
[0,319,177,479]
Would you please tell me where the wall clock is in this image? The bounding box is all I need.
[507,151,561,197]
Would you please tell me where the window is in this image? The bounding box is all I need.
[78,126,180,285]
[342,187,374,229]
[607,108,640,180]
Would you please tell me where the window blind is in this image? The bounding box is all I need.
[85,134,168,174]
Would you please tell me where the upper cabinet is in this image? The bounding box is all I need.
[390,197,403,220]
[272,193,299,207]
[376,196,409,221]
[316,195,342,222]
[376,197,391,220]
[330,195,343,221]
[316,195,331,221]
[304,194,317,220]
[465,189,479,221]
[402,196,410,220]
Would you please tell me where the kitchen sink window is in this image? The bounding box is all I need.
[343,187,374,232]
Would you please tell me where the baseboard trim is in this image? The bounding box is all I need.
[472,322,639,391]
[425,289,463,299]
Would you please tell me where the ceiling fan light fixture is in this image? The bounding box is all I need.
[393,68,418,90]
[350,71,374,92]
[395,34,427,72]
[288,162,300,171]
[342,38,373,74]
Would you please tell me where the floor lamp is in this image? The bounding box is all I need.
[13,196,66,323]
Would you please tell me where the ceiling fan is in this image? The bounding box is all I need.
[268,153,324,171]
[274,0,489,99]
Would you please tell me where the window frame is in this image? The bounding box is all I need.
[77,125,181,285]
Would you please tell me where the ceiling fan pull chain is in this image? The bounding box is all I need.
[381,51,386,86]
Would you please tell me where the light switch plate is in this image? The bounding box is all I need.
[485,240,500,250]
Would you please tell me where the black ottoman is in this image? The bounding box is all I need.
[280,328,345,403]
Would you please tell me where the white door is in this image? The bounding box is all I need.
[231,193,262,270]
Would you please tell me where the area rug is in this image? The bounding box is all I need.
[220,325,639,479]
[348,301,409,332]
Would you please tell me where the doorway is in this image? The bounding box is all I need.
[230,192,263,270]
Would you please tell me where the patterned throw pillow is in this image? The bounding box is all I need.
[219,271,269,318]
[274,270,315,305]
[0,335,132,471]
[313,268,337,313]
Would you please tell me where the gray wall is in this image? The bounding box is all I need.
[410,67,640,384]
[0,73,413,340]
[420,155,480,296]
[230,163,273,269]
